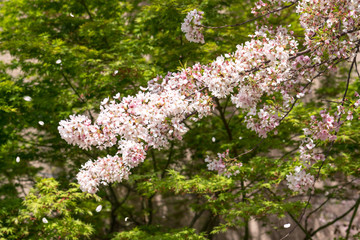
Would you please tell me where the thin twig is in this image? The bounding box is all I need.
[200,1,299,29]
[354,60,360,80]
[341,53,357,105]
[61,72,85,103]
[61,72,95,122]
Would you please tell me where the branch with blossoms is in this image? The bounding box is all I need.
[205,149,242,178]
[281,46,360,239]
[58,0,360,197]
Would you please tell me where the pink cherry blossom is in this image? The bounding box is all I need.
[205,149,242,177]
[286,168,314,193]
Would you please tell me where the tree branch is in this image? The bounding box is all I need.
[310,196,360,237]
[345,196,360,239]
[304,196,331,231]
[214,97,233,141]
[287,211,312,239]
[189,209,205,228]
[161,142,174,178]
[80,0,93,20]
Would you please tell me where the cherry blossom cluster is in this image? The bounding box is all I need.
[286,110,343,193]
[249,0,360,192]
[241,27,318,137]
[58,114,115,150]
[297,0,360,62]
[59,0,360,193]
[201,25,313,138]
[59,69,214,192]
[181,9,205,44]
[254,0,360,61]
[205,149,242,178]
[286,166,314,193]
[300,95,360,165]
[252,0,360,65]
[287,92,360,192]
[77,155,130,194]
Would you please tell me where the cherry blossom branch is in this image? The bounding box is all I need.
[244,27,358,75]
[194,57,340,162]
[235,78,311,160]
[281,44,360,240]
[209,49,331,161]
[61,0,360,195]
[246,71,321,161]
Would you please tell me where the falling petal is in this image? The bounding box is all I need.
[212,137,216,142]
[24,96,32,101]
[70,13,74,17]
[16,156,20,163]
[42,217,48,224]
[125,217,129,221]
[284,223,291,228]
[114,70,118,74]
[96,205,102,212]
[56,59,62,64]
[38,121,44,126]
